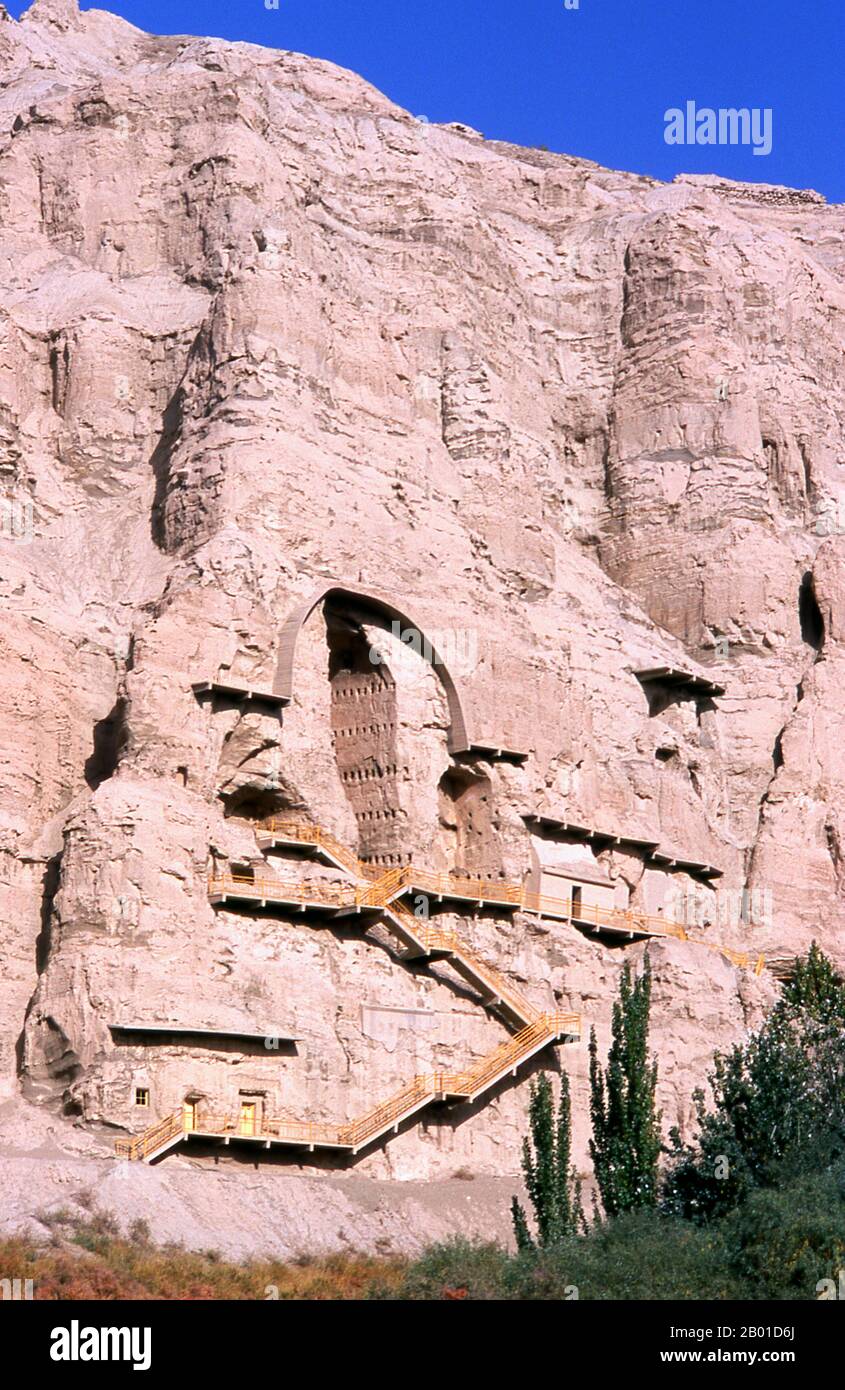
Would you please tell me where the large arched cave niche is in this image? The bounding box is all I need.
[278,583,506,871]
[285,587,484,867]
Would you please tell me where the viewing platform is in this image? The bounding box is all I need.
[191,679,289,711]
[463,741,529,765]
[523,815,723,880]
[208,872,360,914]
[633,666,725,699]
[110,1024,300,1047]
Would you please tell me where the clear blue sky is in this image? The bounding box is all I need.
[9,0,845,202]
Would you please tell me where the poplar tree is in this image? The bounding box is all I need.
[589,956,661,1216]
[511,1072,582,1249]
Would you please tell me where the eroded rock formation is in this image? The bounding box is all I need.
[0,0,841,1255]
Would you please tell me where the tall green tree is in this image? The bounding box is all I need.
[589,956,661,1216]
[662,943,845,1222]
[511,1072,582,1249]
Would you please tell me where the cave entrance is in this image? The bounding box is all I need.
[799,571,824,651]
[437,765,495,875]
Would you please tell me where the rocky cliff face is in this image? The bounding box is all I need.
[0,0,841,1256]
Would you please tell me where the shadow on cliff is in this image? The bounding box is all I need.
[149,386,186,550]
[15,851,67,1085]
[84,697,129,789]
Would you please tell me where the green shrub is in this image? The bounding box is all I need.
[663,944,845,1222]
[722,1171,845,1300]
[391,1238,510,1301]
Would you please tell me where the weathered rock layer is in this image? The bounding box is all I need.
[0,0,841,1253]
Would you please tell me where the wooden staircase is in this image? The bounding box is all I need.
[242,818,766,974]
[117,816,763,1163]
[115,1109,185,1163]
[118,1010,580,1161]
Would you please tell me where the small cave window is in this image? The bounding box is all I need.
[799,572,824,651]
[762,437,779,476]
[134,1087,150,1108]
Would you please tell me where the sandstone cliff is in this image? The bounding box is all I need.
[0,0,841,1256]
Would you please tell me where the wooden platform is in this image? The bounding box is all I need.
[191,679,288,710]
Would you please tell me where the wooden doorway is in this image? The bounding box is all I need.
[238,1100,257,1136]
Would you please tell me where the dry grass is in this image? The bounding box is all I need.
[0,1208,406,1301]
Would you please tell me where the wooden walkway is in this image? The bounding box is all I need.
[117,818,761,1163]
[236,818,765,973]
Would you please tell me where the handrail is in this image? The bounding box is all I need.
[340,1075,433,1146]
[115,1108,184,1162]
[248,818,765,974]
[261,818,367,879]
[208,873,353,906]
[116,1007,583,1161]
[437,1017,552,1095]
[382,899,540,1024]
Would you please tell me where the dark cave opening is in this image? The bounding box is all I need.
[799,572,824,651]
[84,697,129,789]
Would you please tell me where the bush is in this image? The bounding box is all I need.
[544,1212,737,1301]
[722,1170,845,1300]
[391,1238,510,1301]
[663,944,845,1222]
[388,1217,740,1301]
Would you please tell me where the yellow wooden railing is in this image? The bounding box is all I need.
[114,1108,184,1162]
[117,1009,581,1160]
[437,1014,578,1098]
[262,818,365,879]
[208,872,354,906]
[385,898,541,1025]
[217,819,767,975]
